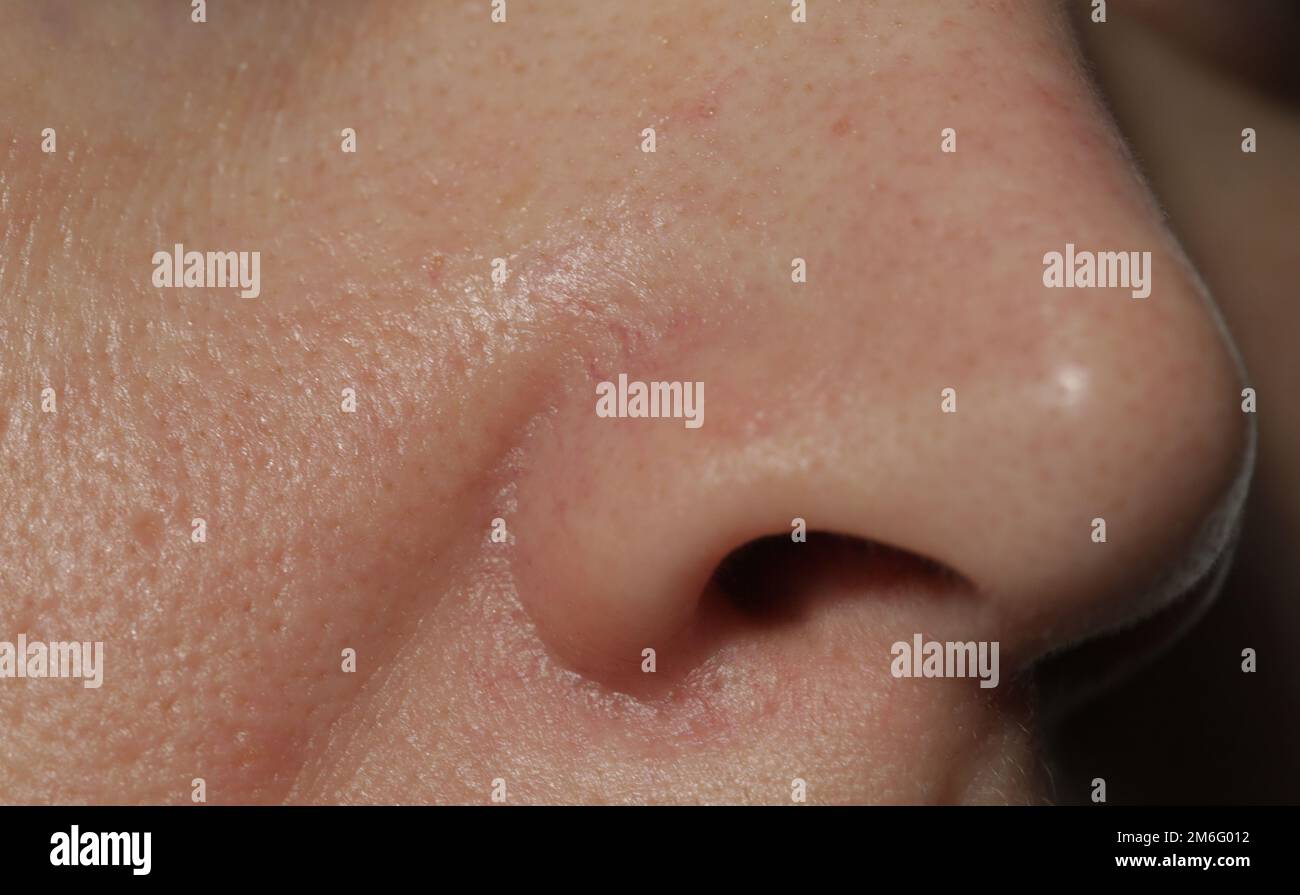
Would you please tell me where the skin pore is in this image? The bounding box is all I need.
[0,0,1283,804]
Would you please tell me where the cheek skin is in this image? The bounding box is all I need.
[0,0,1248,805]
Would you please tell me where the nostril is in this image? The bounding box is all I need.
[708,535,811,625]
[704,532,974,628]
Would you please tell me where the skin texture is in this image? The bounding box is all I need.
[0,0,1273,804]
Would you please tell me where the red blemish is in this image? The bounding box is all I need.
[671,92,720,125]
[425,254,446,286]
[670,65,749,126]
[831,115,852,137]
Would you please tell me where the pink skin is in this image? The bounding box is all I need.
[0,0,1257,804]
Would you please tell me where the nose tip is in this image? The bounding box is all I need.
[955,270,1254,655]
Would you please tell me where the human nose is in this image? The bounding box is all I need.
[504,6,1253,700]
